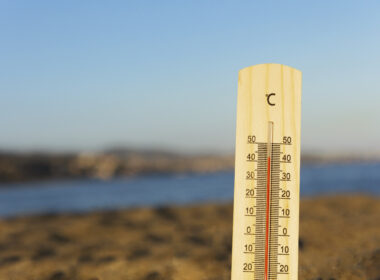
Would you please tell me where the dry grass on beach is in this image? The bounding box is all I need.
[0,195,378,280]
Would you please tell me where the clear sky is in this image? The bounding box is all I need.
[1,1,379,154]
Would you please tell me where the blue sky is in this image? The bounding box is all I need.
[0,1,379,154]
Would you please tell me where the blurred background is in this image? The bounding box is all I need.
[0,1,379,280]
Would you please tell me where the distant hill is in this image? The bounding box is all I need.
[0,149,378,184]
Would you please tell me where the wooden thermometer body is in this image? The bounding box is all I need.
[231,64,302,280]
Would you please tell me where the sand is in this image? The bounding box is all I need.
[0,195,378,280]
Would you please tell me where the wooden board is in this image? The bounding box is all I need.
[231,64,302,280]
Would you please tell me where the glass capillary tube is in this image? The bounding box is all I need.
[264,121,274,280]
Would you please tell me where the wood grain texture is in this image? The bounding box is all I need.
[231,64,302,280]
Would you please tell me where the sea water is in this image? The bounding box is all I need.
[0,163,378,217]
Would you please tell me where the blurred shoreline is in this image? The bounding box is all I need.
[0,149,379,184]
[0,195,378,279]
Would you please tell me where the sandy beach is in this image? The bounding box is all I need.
[0,195,378,280]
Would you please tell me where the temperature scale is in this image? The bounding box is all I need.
[231,64,302,280]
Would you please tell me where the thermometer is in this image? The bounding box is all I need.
[231,64,302,280]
